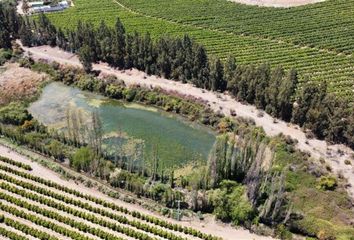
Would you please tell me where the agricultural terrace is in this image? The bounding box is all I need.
[0,155,223,240]
[44,0,354,100]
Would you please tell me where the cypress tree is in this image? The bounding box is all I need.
[78,44,93,73]
[0,8,11,49]
[210,57,226,92]
[97,20,112,63]
[111,18,126,68]
[19,22,33,47]
[224,55,237,83]
[193,45,209,89]
[265,66,284,117]
[254,63,270,109]
[182,34,193,81]
[278,68,298,121]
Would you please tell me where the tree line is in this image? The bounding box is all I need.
[0,2,353,148]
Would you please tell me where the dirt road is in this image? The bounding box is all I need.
[20,44,354,199]
[229,0,325,7]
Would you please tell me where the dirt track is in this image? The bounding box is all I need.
[229,0,325,7]
[20,44,354,199]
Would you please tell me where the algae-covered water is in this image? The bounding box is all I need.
[29,82,216,169]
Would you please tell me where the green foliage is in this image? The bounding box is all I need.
[209,180,253,224]
[78,44,93,72]
[0,49,12,65]
[71,146,95,172]
[0,164,221,240]
[317,176,337,191]
[47,0,354,99]
[0,156,32,171]
[276,224,293,240]
[0,102,32,125]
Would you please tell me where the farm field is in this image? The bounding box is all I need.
[0,149,239,240]
[45,0,354,100]
[1,0,354,239]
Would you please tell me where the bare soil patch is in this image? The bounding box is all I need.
[229,0,325,7]
[0,63,47,105]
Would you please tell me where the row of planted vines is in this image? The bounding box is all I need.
[0,157,220,240]
[46,0,354,100]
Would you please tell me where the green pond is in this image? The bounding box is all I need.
[28,82,216,169]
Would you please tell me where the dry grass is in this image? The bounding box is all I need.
[0,63,47,105]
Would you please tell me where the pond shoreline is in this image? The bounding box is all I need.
[29,81,217,169]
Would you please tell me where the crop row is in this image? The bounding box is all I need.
[0,222,28,240]
[119,0,354,55]
[0,156,32,171]
[47,0,354,101]
[0,163,219,240]
[0,180,184,240]
[1,216,59,240]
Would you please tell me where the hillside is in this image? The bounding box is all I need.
[45,0,354,100]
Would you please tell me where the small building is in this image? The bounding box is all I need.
[30,0,70,13]
[28,1,44,7]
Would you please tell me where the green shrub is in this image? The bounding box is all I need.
[209,180,253,224]
[0,49,12,65]
[276,224,293,240]
[0,102,32,125]
[317,176,337,191]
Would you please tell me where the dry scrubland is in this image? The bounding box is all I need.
[0,63,47,105]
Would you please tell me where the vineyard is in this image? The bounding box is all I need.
[0,155,220,240]
[44,0,354,100]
